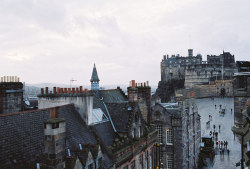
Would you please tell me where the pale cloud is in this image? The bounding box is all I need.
[0,0,249,86]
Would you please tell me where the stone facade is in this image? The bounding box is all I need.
[176,80,233,99]
[207,51,235,67]
[161,49,202,82]
[128,80,151,123]
[156,49,237,102]
[233,72,250,125]
[151,97,201,169]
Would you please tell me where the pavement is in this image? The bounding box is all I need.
[195,97,241,169]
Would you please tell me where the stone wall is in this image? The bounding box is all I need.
[0,82,23,114]
[38,94,93,125]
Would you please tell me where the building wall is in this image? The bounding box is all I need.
[38,95,93,125]
[181,99,201,169]
[0,82,23,114]
[184,65,237,89]
[176,80,233,99]
[117,145,154,169]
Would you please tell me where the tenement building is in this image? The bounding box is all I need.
[151,94,201,169]
[37,64,157,169]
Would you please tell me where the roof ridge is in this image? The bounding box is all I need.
[0,104,73,117]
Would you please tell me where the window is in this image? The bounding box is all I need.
[131,160,135,169]
[132,128,135,138]
[166,154,173,169]
[166,128,173,145]
[155,125,163,143]
[248,141,250,151]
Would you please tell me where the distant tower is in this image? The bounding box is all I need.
[90,64,100,90]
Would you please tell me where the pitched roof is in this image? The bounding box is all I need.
[92,88,128,114]
[105,103,131,133]
[0,104,97,169]
[90,64,100,82]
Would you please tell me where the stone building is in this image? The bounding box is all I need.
[151,95,201,169]
[207,51,235,67]
[0,104,105,169]
[37,65,157,169]
[160,49,202,82]
[0,76,23,114]
[233,72,250,125]
[232,99,250,168]
[156,49,238,102]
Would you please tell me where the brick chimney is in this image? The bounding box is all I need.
[44,107,66,169]
[127,80,138,103]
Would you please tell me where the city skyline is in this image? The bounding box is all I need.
[0,0,249,85]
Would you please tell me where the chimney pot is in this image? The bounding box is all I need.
[57,87,60,94]
[131,80,136,88]
[53,87,57,94]
[45,87,49,94]
[80,86,83,93]
[41,88,44,95]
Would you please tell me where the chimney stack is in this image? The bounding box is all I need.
[44,108,66,169]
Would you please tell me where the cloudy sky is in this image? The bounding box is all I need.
[0,0,249,86]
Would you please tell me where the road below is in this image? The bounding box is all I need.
[195,97,241,169]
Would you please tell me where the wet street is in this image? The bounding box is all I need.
[195,97,241,169]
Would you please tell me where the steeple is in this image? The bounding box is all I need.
[90,64,100,90]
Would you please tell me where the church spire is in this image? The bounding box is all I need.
[90,64,100,90]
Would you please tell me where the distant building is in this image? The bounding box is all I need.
[0,76,23,114]
[207,51,235,67]
[151,94,201,169]
[156,49,238,102]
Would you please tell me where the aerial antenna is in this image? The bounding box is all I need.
[70,78,77,90]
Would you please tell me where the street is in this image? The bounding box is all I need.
[195,97,241,169]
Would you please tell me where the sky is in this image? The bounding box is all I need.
[0,0,249,86]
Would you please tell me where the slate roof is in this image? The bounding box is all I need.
[0,104,97,169]
[92,88,128,113]
[90,64,100,82]
[105,103,131,133]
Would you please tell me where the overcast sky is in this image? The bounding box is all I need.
[0,0,249,86]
